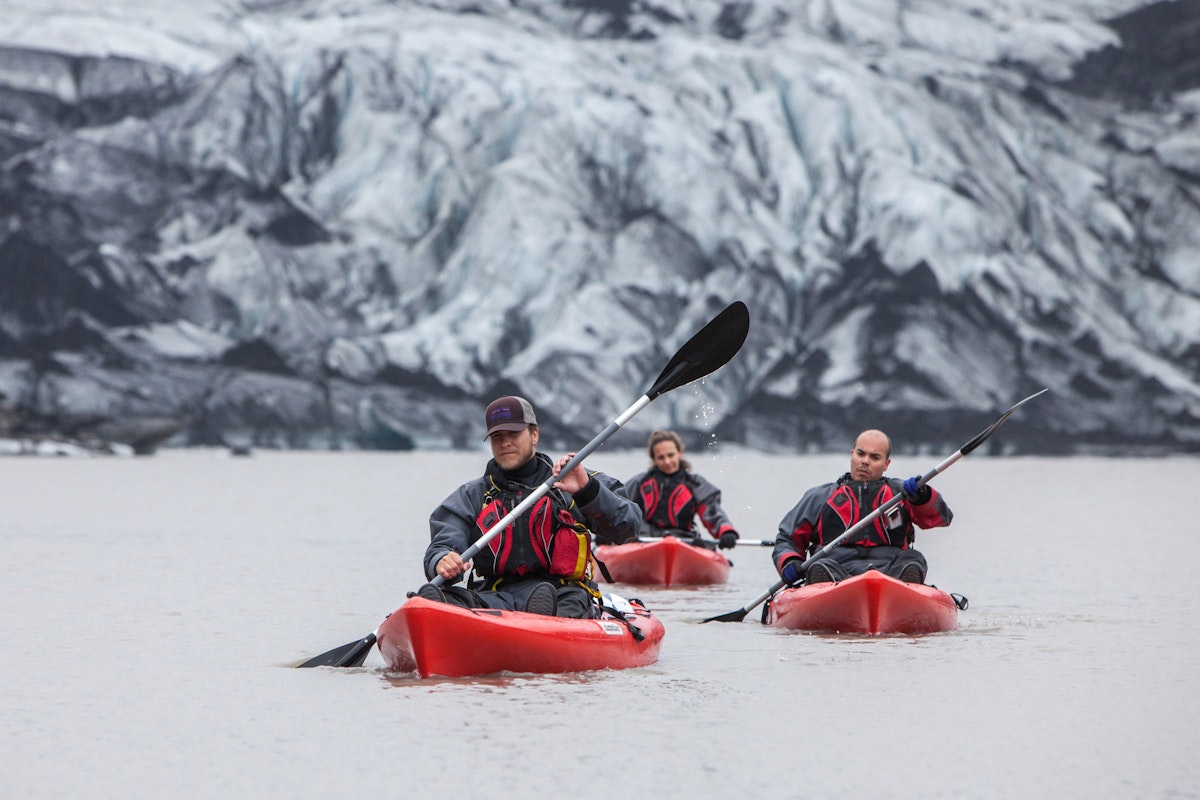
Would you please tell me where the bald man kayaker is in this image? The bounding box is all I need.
[772,429,953,586]
[415,395,640,618]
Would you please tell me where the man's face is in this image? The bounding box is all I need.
[850,432,890,481]
[489,426,538,470]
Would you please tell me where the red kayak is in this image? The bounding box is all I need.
[376,596,665,678]
[765,570,959,635]
[595,535,731,586]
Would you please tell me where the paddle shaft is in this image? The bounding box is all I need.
[636,535,772,547]
[700,388,1048,623]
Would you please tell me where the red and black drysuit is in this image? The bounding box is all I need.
[622,468,738,545]
[425,452,639,618]
[771,473,952,583]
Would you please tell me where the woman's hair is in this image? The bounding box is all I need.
[647,430,691,472]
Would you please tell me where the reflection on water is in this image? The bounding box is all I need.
[381,671,601,691]
[1,450,1197,799]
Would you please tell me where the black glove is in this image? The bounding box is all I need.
[718,532,739,550]
[902,475,931,504]
[781,559,805,584]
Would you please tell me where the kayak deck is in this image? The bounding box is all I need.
[595,535,730,586]
[377,596,665,678]
[766,570,959,635]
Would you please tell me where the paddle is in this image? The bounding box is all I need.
[297,300,751,668]
[700,388,1048,624]
[636,535,773,547]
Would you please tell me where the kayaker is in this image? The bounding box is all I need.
[622,430,741,550]
[415,395,641,617]
[772,429,953,585]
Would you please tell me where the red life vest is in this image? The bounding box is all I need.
[637,472,696,531]
[473,482,593,583]
[816,479,912,550]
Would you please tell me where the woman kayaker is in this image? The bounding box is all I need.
[773,429,953,585]
[416,395,640,618]
[622,430,741,550]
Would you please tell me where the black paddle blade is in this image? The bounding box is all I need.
[960,388,1049,456]
[647,301,750,399]
[702,578,787,624]
[295,632,376,668]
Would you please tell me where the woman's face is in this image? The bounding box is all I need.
[652,440,682,475]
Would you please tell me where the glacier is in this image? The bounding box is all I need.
[0,0,1198,454]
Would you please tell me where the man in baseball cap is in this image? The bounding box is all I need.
[416,394,639,619]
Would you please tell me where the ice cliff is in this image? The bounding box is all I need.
[1,0,1198,454]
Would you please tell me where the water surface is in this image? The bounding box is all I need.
[2,449,1195,798]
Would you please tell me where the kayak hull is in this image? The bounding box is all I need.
[595,535,730,586]
[766,570,959,635]
[377,597,665,678]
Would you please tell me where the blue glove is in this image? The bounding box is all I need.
[781,560,805,584]
[718,532,738,550]
[902,475,931,503]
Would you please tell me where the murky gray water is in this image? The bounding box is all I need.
[2,449,1196,799]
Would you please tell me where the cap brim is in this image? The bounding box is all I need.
[484,422,532,439]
